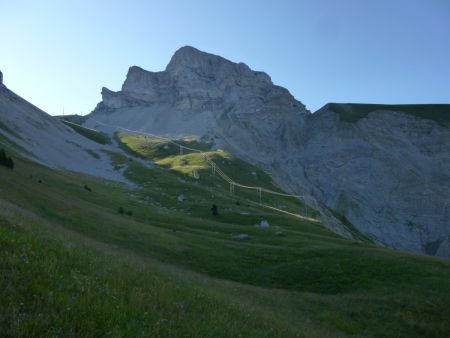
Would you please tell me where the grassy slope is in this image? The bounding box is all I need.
[116,132,318,218]
[1,137,450,337]
[327,103,450,127]
[61,120,111,144]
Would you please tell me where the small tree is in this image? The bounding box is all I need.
[211,204,219,216]
[118,207,124,215]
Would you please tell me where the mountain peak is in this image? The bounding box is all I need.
[98,46,301,113]
[166,45,229,73]
[173,45,203,56]
[164,45,273,88]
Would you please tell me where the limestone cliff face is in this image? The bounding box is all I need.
[85,46,450,257]
[289,106,450,256]
[97,46,305,115]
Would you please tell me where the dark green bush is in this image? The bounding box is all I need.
[0,148,14,170]
[211,204,219,216]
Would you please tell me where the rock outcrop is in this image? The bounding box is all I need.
[85,46,450,257]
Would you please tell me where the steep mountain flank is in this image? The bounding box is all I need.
[298,104,450,256]
[0,80,128,182]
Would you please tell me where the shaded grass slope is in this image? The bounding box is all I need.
[61,120,111,144]
[0,140,450,337]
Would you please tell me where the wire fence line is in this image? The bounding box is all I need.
[91,119,318,219]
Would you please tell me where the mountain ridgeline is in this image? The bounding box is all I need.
[85,46,450,257]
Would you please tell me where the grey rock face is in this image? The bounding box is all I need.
[85,46,450,257]
[0,70,3,85]
[293,107,450,257]
[88,46,308,139]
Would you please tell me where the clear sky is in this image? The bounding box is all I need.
[1,0,449,115]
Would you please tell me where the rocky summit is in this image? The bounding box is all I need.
[85,46,450,257]
[88,46,308,139]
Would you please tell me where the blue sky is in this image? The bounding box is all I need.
[1,0,449,115]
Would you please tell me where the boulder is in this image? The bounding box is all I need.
[233,234,251,241]
[255,220,270,228]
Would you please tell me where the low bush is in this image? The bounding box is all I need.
[117,207,133,216]
[0,149,14,170]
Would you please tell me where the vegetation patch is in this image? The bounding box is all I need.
[85,149,100,159]
[57,114,89,125]
[62,120,111,144]
[116,132,213,159]
[0,148,14,169]
[327,103,450,127]
[113,132,147,159]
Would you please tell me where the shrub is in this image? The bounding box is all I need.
[117,208,132,216]
[84,184,92,192]
[0,148,14,170]
[211,204,219,216]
